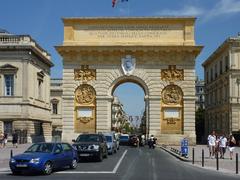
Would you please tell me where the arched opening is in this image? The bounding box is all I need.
[111,81,147,135]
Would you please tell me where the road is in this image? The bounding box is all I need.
[0,146,239,180]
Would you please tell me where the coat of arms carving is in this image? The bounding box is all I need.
[121,55,136,76]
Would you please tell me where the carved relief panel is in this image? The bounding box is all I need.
[161,84,183,134]
[74,84,96,133]
[74,65,96,82]
[161,65,184,82]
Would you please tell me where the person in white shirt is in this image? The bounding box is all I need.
[219,134,227,159]
[208,131,216,158]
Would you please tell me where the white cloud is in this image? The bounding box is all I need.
[205,0,240,21]
[154,0,240,22]
[155,5,204,16]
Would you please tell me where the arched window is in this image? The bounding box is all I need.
[51,99,59,114]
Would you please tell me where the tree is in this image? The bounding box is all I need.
[195,107,205,144]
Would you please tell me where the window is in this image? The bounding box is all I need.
[37,71,44,100]
[220,61,222,74]
[52,102,58,114]
[225,56,229,71]
[4,121,12,135]
[215,64,217,79]
[38,79,43,99]
[210,68,213,81]
[206,71,209,83]
[62,143,72,152]
[4,74,14,96]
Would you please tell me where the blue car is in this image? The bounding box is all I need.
[119,134,130,145]
[9,142,78,175]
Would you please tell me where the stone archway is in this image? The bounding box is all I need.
[109,75,149,135]
[56,17,203,144]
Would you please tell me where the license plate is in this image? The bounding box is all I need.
[80,154,90,157]
[16,164,27,167]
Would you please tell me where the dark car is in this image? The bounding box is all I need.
[72,133,108,162]
[129,134,139,147]
[9,142,78,175]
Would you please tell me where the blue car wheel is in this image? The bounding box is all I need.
[70,158,78,169]
[43,161,53,175]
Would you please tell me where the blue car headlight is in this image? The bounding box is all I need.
[10,158,16,163]
[30,158,40,164]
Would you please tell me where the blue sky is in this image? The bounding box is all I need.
[1,0,240,115]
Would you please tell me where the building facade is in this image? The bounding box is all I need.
[50,79,63,140]
[203,34,240,137]
[195,79,205,110]
[0,29,53,143]
[111,96,129,132]
[56,17,202,144]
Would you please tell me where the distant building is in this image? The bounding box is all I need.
[195,79,205,110]
[0,29,53,142]
[50,79,63,140]
[202,33,240,136]
[111,96,129,132]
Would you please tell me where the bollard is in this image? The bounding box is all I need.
[192,148,195,164]
[236,153,238,174]
[10,149,13,158]
[202,149,204,167]
[216,153,219,171]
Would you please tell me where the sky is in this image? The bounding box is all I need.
[1,0,240,115]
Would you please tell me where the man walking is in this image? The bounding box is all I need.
[208,130,216,159]
[219,133,227,159]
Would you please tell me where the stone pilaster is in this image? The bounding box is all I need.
[0,121,3,132]
[42,122,52,142]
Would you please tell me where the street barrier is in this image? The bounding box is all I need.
[236,153,238,174]
[192,148,195,164]
[202,149,204,167]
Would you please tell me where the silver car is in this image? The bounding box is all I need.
[103,133,117,155]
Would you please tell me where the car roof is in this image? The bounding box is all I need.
[103,133,113,136]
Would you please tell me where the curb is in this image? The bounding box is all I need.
[0,168,10,173]
[160,146,240,177]
[160,146,191,162]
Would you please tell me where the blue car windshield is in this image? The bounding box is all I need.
[76,135,100,142]
[120,136,129,140]
[25,143,54,153]
[105,136,112,142]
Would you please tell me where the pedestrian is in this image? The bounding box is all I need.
[12,131,18,148]
[141,134,145,146]
[207,130,216,159]
[215,135,220,158]
[228,134,236,160]
[0,131,4,148]
[219,133,227,159]
[3,132,8,148]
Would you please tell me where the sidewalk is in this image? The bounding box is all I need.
[161,145,240,175]
[0,143,32,171]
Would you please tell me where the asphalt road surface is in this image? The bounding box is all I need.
[0,146,239,180]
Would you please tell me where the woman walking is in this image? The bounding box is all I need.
[228,134,236,160]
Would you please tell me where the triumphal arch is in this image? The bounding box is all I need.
[56,17,202,144]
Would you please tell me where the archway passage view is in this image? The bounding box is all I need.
[56,17,202,144]
[111,82,146,135]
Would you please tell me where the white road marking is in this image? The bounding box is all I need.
[57,149,128,174]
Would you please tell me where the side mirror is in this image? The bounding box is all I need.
[72,139,76,143]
